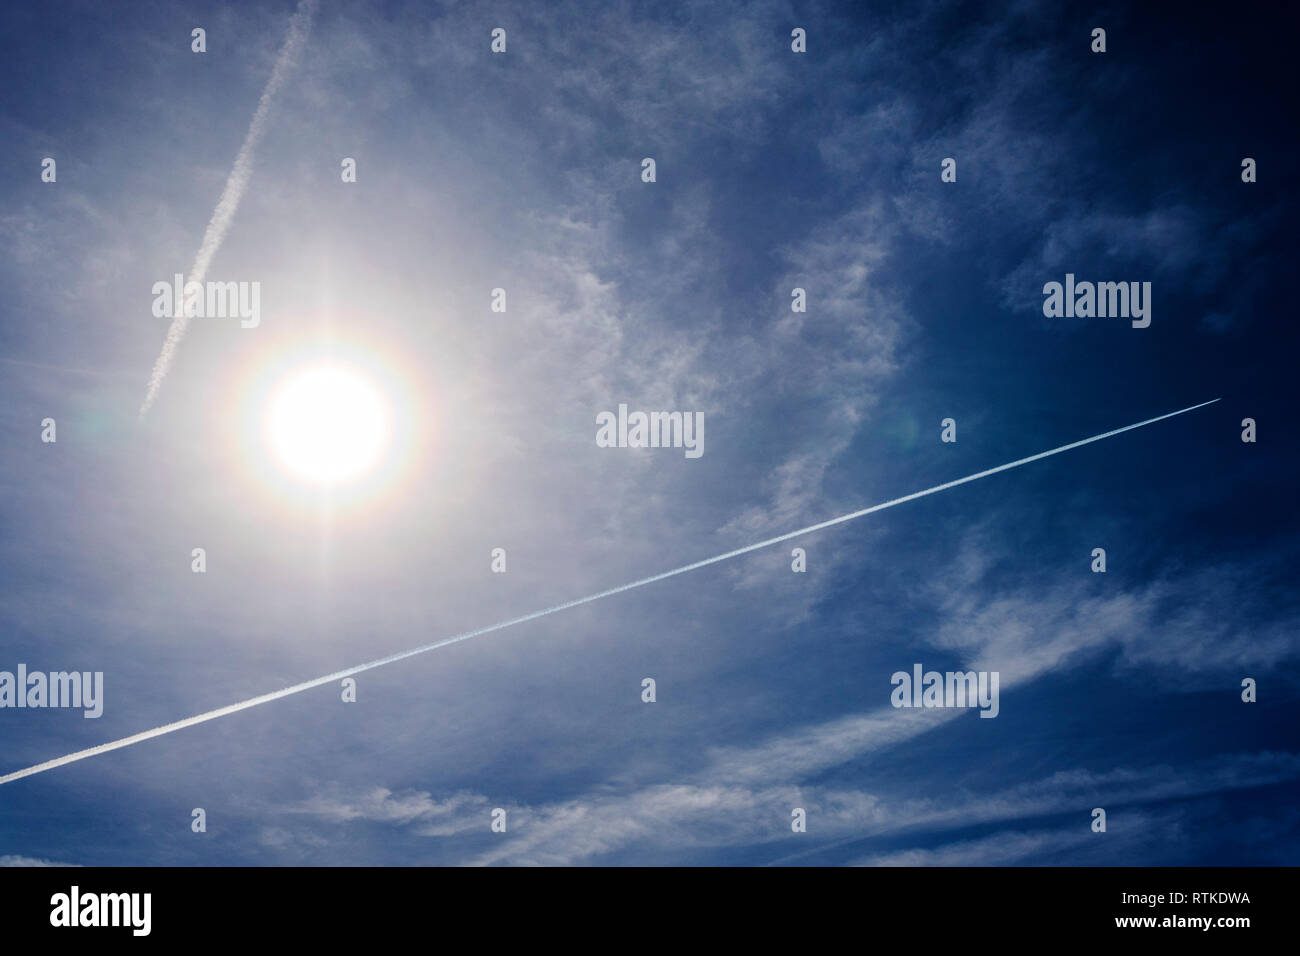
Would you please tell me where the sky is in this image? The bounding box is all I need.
[0,0,1297,866]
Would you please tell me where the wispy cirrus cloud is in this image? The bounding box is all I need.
[267,539,1300,865]
[0,854,80,867]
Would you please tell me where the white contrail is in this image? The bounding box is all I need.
[0,398,1219,785]
[139,0,318,416]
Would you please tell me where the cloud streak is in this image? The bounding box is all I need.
[0,398,1218,787]
[138,0,317,415]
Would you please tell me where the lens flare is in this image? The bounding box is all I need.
[267,365,389,484]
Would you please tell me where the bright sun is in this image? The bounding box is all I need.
[267,365,390,484]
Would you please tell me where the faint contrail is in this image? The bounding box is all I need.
[0,398,1219,785]
[139,0,318,416]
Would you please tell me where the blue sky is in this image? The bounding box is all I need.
[0,0,1296,865]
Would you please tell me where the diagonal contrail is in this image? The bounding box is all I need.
[0,398,1219,785]
[139,0,318,417]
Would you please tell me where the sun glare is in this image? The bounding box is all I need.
[267,365,390,484]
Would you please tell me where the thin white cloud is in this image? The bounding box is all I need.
[276,750,1299,866]
[853,815,1157,867]
[0,400,1214,787]
[139,0,317,415]
[0,854,80,867]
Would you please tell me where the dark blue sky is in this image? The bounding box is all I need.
[0,0,1296,865]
